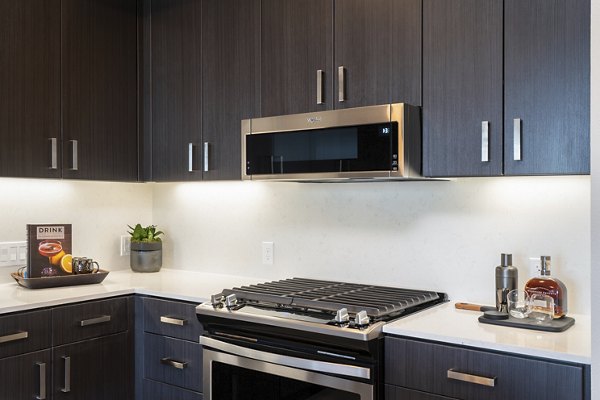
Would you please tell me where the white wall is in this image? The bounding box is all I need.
[153,176,591,314]
[0,178,153,281]
[590,0,599,395]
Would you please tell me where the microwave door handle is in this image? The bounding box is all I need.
[270,156,284,174]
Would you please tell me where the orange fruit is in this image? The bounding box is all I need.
[49,249,66,266]
[60,254,73,274]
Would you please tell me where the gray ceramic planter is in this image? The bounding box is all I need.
[130,241,162,272]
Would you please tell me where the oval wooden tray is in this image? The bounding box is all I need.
[11,270,109,289]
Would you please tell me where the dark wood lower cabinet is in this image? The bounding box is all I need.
[0,350,52,400]
[53,332,131,400]
[143,378,203,400]
[385,336,589,400]
[386,385,457,400]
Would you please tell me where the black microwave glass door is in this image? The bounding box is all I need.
[213,362,361,400]
[245,122,397,175]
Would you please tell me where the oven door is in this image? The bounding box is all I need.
[201,336,374,400]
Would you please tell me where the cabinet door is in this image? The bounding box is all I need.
[54,332,131,400]
[385,385,457,400]
[422,0,503,177]
[0,350,51,400]
[334,0,421,108]
[0,0,61,179]
[62,0,138,181]
[260,0,333,117]
[504,0,590,175]
[201,0,260,180]
[150,0,202,181]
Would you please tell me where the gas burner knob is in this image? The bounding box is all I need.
[334,308,349,325]
[225,294,238,308]
[354,310,370,327]
[211,294,224,308]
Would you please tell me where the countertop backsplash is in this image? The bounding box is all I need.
[153,176,590,315]
[0,176,590,315]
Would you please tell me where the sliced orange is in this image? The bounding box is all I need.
[60,254,73,274]
[49,249,66,266]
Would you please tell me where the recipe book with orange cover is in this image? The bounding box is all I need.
[26,224,72,278]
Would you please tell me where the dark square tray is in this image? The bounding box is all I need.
[478,314,575,332]
[11,270,109,289]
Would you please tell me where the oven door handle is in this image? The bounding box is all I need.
[200,336,371,380]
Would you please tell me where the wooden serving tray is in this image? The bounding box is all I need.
[11,270,109,289]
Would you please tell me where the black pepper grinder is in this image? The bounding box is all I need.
[495,253,518,313]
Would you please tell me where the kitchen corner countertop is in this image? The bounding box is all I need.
[383,302,591,365]
[0,268,263,315]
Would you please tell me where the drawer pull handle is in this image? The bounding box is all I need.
[447,369,496,387]
[161,357,188,370]
[160,316,188,326]
[80,315,111,327]
[61,356,71,393]
[36,362,46,400]
[0,331,28,344]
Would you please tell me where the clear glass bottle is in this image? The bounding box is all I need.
[524,256,568,318]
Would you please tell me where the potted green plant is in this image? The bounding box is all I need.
[128,224,164,272]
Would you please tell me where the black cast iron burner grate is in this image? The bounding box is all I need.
[221,277,440,318]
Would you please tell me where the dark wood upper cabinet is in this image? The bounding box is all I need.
[423,0,504,177]
[334,0,422,109]
[504,0,590,175]
[260,0,421,117]
[0,0,61,179]
[61,0,138,181]
[201,0,260,180]
[260,0,334,117]
[149,0,202,182]
[423,0,589,177]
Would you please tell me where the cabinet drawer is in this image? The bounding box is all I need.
[0,309,51,358]
[143,297,203,341]
[385,337,585,400]
[144,333,202,392]
[53,297,129,345]
[143,379,203,400]
[385,384,457,400]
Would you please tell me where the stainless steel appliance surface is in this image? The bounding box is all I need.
[197,277,447,400]
[241,103,423,182]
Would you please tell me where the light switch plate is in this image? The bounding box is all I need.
[0,241,27,268]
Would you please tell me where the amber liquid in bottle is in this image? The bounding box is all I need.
[524,256,568,318]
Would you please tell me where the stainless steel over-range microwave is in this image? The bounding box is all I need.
[241,103,422,182]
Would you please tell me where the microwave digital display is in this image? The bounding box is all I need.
[245,122,397,175]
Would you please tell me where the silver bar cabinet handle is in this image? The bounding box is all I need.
[36,362,46,400]
[447,369,496,387]
[49,138,58,170]
[481,121,490,162]
[0,331,28,344]
[338,66,346,102]
[61,356,71,393]
[160,316,188,326]
[160,357,188,370]
[513,118,522,161]
[80,315,111,327]
[70,140,78,170]
[188,143,195,172]
[203,142,209,172]
[316,69,324,104]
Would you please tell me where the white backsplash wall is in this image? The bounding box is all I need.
[153,176,591,315]
[0,178,153,280]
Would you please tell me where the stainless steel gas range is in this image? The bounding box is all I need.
[196,277,447,400]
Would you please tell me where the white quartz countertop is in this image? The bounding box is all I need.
[0,268,263,314]
[383,302,591,364]
[0,271,590,365]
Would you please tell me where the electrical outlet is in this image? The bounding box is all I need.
[120,235,131,256]
[262,241,274,265]
[529,257,541,277]
[0,241,27,267]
